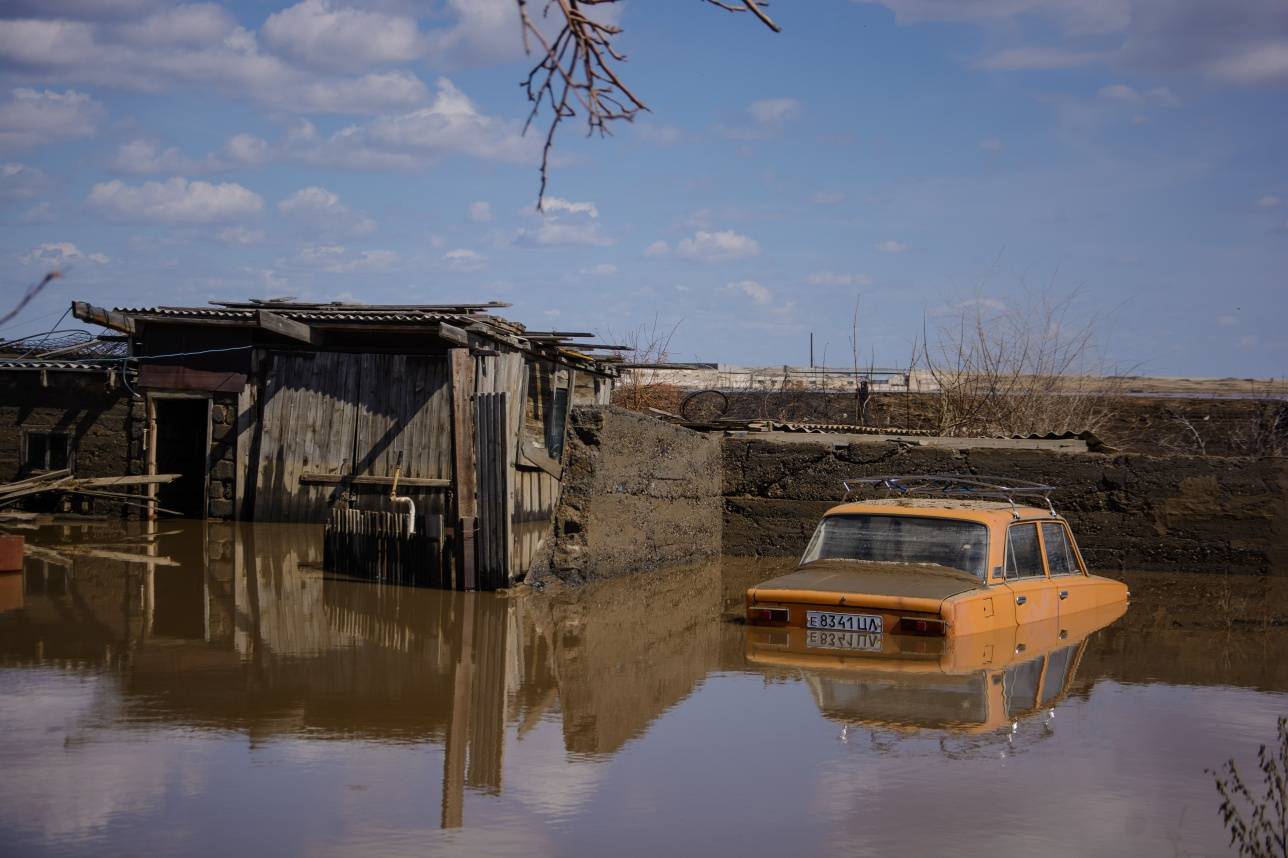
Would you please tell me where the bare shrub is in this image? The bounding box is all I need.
[912,291,1124,439]
[1209,716,1288,858]
[611,317,682,414]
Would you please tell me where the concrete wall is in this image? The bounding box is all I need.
[723,436,1288,574]
[532,406,722,584]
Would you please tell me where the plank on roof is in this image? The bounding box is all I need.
[523,331,597,339]
[208,300,512,311]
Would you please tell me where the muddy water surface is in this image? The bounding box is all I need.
[1,521,1286,857]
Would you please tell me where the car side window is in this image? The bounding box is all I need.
[1041,522,1080,575]
[1005,523,1045,578]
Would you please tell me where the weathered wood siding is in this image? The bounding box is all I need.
[254,351,449,522]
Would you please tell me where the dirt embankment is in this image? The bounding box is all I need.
[723,437,1288,574]
[531,406,723,584]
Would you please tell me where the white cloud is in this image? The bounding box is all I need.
[442,248,486,271]
[298,78,530,169]
[88,177,263,223]
[222,133,270,165]
[21,202,56,223]
[19,241,109,266]
[875,239,909,253]
[675,229,761,262]
[635,123,683,145]
[0,88,104,149]
[514,221,614,248]
[979,136,1004,152]
[294,243,398,273]
[811,190,845,205]
[541,196,599,218]
[1097,83,1179,105]
[1257,195,1282,208]
[976,47,1107,70]
[748,97,800,124]
[216,226,264,246]
[278,185,375,235]
[644,240,670,257]
[110,138,193,174]
[111,132,274,174]
[725,279,772,304]
[262,0,423,70]
[807,271,873,287]
[580,263,618,276]
[0,162,49,198]
[0,15,429,115]
[469,200,493,222]
[1216,314,1238,327]
[423,0,527,67]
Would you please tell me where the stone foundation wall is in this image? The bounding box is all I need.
[723,436,1288,573]
[0,371,132,513]
[532,406,722,584]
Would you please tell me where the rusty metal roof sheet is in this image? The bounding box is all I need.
[0,358,125,372]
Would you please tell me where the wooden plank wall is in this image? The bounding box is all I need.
[473,352,528,581]
[351,353,450,517]
[254,351,450,523]
[255,352,359,521]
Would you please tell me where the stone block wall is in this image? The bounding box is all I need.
[722,436,1288,574]
[207,394,238,519]
[531,406,723,584]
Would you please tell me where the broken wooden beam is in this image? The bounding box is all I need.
[256,309,324,346]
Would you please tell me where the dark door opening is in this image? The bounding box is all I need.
[154,398,209,518]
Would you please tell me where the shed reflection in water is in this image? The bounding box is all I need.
[2,521,1288,857]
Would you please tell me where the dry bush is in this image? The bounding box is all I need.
[1156,384,1287,459]
[913,292,1124,439]
[611,318,683,414]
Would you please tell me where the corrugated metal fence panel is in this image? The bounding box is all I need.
[475,392,509,590]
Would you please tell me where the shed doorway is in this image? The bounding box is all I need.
[154,398,209,518]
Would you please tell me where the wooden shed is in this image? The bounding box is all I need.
[72,299,618,588]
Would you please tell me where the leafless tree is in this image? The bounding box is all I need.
[518,0,780,207]
[611,316,683,413]
[911,290,1125,438]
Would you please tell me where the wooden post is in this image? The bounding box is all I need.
[449,348,477,590]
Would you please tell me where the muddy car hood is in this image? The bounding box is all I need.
[750,561,985,603]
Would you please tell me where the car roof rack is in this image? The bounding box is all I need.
[841,474,1059,518]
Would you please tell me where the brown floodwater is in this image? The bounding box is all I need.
[1,520,1286,857]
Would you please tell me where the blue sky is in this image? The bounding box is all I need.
[1,0,1285,376]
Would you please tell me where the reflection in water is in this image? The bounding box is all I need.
[1,523,1287,856]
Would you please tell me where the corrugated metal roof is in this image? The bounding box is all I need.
[0,359,125,372]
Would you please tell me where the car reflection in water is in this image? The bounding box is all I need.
[746,601,1128,749]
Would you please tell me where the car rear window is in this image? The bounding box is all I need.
[801,515,989,580]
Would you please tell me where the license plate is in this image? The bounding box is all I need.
[805,611,883,633]
[806,630,883,652]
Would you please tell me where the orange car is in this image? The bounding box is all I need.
[746,601,1127,734]
[745,476,1129,642]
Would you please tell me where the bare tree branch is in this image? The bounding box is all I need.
[518,0,781,208]
[0,271,62,328]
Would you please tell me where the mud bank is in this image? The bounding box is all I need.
[723,436,1288,573]
[531,406,722,584]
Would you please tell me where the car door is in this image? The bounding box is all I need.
[1040,521,1096,617]
[1003,522,1059,624]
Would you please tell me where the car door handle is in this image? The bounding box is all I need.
[1015,595,1027,605]
[1059,590,1068,600]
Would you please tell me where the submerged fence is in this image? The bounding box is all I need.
[323,508,450,588]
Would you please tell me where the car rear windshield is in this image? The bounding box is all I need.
[800,515,989,580]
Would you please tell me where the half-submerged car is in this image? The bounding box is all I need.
[745,475,1129,643]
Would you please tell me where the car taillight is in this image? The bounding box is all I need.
[747,606,789,625]
[897,617,947,636]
